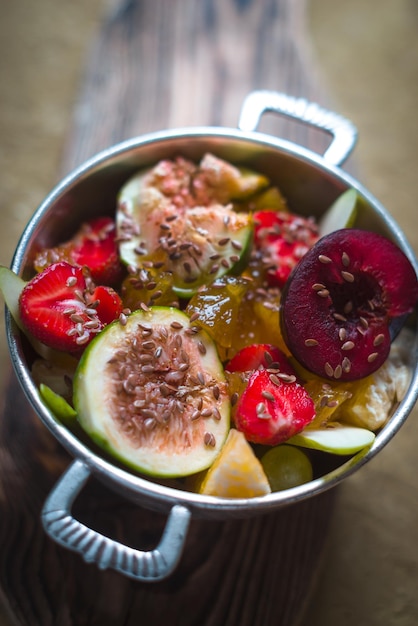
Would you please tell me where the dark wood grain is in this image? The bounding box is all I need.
[0,1,340,624]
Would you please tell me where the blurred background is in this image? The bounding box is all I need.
[0,1,417,624]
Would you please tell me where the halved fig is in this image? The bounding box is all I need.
[73,307,230,477]
[116,156,256,298]
[281,229,418,381]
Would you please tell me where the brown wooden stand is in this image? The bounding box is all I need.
[0,1,340,624]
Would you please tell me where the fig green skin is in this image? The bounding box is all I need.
[116,169,253,299]
[280,228,418,382]
[73,307,230,478]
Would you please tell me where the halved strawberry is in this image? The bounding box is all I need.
[34,216,123,286]
[234,369,315,446]
[254,210,319,288]
[225,343,296,375]
[19,261,123,354]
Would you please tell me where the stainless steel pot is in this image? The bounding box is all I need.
[7,91,418,582]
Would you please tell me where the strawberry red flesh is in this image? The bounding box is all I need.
[281,228,418,381]
[19,261,123,354]
[225,343,296,375]
[34,216,123,286]
[234,369,315,445]
[254,210,319,288]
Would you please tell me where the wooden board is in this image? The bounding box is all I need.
[0,1,340,624]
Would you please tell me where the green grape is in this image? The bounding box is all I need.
[260,445,313,492]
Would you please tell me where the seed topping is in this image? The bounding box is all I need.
[373,333,385,346]
[341,270,355,283]
[318,254,332,264]
[342,252,350,267]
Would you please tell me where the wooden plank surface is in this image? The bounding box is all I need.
[0,1,340,624]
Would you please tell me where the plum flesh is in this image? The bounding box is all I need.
[281,229,418,381]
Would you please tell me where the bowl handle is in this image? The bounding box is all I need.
[41,459,191,581]
[238,90,358,167]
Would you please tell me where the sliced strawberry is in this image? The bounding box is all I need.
[234,369,315,446]
[254,210,319,288]
[19,262,123,354]
[92,285,124,325]
[34,216,123,286]
[225,343,296,375]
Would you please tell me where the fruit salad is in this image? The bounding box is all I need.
[2,154,417,498]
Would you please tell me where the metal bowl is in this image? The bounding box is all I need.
[6,91,418,581]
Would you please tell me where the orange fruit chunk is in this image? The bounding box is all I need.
[198,429,271,498]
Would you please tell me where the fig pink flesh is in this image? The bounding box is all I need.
[281,229,418,381]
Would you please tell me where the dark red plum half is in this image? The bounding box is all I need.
[281,228,418,381]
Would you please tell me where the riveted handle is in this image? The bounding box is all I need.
[42,459,191,581]
[238,90,357,167]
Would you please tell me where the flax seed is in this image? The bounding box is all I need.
[277,373,296,383]
[204,432,216,447]
[318,255,332,264]
[342,357,351,373]
[338,328,347,341]
[231,392,239,406]
[341,271,355,283]
[212,385,220,400]
[333,313,347,322]
[342,252,350,267]
[76,332,90,346]
[325,362,334,377]
[70,313,85,324]
[359,316,369,329]
[373,334,385,346]
[197,340,207,355]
